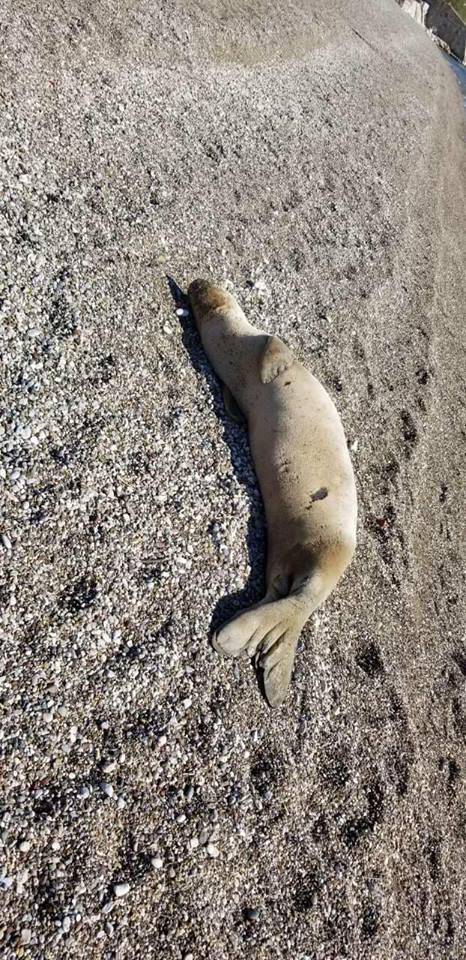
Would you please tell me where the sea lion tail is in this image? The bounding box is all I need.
[213,596,308,707]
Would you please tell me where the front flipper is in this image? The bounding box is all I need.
[222,384,245,424]
[259,335,294,384]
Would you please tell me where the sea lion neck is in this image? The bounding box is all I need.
[199,318,267,394]
[187,280,263,382]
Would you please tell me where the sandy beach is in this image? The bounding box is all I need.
[1,1,465,957]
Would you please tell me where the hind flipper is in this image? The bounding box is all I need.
[259,632,299,707]
[213,600,289,659]
[213,594,306,678]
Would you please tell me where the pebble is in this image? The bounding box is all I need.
[157,735,167,748]
[113,882,130,898]
[102,901,114,915]
[62,916,71,933]
[244,907,260,921]
[206,843,220,859]
[20,929,32,945]
[1,534,12,552]
[184,784,194,801]
[99,782,114,798]
[151,857,164,869]
[18,840,31,853]
[78,786,91,799]
[102,760,117,773]
[176,307,189,317]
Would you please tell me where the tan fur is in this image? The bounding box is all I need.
[188,279,357,707]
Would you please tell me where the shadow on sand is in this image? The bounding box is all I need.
[166,275,266,641]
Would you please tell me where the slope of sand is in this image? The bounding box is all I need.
[0,1,465,957]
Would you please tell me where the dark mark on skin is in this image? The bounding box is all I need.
[284,381,291,386]
[312,487,328,501]
[307,487,328,508]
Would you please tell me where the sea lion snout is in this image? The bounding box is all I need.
[188,279,232,324]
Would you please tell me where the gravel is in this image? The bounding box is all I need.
[0,1,465,958]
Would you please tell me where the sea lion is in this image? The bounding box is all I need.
[188,279,357,707]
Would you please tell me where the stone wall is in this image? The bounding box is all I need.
[426,0,466,61]
[399,0,430,24]
[398,0,466,61]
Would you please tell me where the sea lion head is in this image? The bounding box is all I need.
[188,279,234,329]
